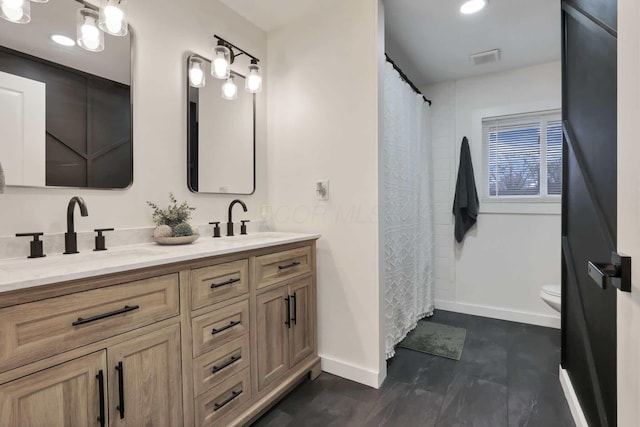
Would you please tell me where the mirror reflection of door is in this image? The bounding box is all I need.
[0,0,132,189]
[0,70,45,187]
[188,56,256,195]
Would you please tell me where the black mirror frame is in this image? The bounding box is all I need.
[186,52,256,195]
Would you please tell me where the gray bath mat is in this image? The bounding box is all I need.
[398,320,466,360]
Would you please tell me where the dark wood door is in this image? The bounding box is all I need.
[561,1,617,426]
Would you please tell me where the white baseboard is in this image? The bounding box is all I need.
[320,355,382,389]
[435,299,561,329]
[559,366,589,427]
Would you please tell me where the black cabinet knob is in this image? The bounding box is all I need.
[209,222,221,238]
[16,232,46,258]
[94,228,114,251]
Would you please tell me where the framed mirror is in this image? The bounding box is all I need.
[187,54,255,195]
[0,0,132,189]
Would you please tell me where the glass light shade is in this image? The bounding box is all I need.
[29,0,49,2]
[221,76,237,100]
[77,8,104,52]
[460,0,487,14]
[212,45,231,79]
[99,0,128,36]
[245,63,262,93]
[189,57,206,88]
[0,0,30,24]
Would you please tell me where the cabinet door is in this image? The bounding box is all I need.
[256,286,290,391]
[0,351,107,427]
[107,324,182,427]
[288,278,315,368]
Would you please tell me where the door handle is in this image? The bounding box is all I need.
[115,361,125,419]
[291,292,297,325]
[588,251,632,292]
[96,370,106,427]
[284,296,291,328]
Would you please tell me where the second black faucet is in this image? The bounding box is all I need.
[227,199,248,237]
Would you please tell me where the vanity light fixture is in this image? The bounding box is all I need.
[222,75,238,100]
[460,0,488,14]
[99,0,127,36]
[245,59,262,93]
[0,0,30,24]
[77,7,104,52]
[213,35,263,95]
[189,56,206,88]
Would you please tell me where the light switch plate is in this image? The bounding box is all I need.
[316,180,329,201]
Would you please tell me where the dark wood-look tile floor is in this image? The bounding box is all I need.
[251,310,575,427]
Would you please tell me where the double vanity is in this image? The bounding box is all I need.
[0,232,320,426]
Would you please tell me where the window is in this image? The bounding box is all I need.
[484,110,562,200]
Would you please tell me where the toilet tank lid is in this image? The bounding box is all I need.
[543,284,561,297]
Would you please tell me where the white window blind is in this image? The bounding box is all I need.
[484,111,562,199]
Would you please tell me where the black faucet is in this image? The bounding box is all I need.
[64,196,89,254]
[227,199,247,236]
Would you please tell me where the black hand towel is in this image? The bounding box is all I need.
[453,137,479,243]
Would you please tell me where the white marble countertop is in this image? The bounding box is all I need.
[0,232,320,294]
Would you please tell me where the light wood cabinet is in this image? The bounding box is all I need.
[256,277,316,392]
[107,324,183,427]
[0,351,107,427]
[288,278,315,367]
[0,239,319,427]
[0,274,179,373]
[256,286,290,391]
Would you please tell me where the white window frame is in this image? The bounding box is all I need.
[471,102,562,215]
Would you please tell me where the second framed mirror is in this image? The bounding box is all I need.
[187,53,255,195]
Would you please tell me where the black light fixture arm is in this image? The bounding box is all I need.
[214,35,260,64]
[74,0,99,11]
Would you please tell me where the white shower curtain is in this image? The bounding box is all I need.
[382,62,435,359]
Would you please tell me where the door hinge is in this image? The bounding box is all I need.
[588,252,632,292]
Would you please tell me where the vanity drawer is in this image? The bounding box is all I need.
[193,335,250,396]
[0,274,180,373]
[195,368,251,427]
[255,246,312,289]
[191,259,249,310]
[192,300,249,357]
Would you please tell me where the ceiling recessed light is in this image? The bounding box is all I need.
[460,0,488,14]
[51,34,75,47]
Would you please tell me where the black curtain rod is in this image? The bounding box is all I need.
[385,54,432,106]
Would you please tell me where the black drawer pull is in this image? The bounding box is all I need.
[212,320,241,335]
[96,370,106,427]
[214,390,242,412]
[72,305,140,326]
[115,361,125,419]
[211,278,241,289]
[278,261,301,271]
[212,355,240,373]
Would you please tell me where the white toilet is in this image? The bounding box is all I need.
[540,284,561,313]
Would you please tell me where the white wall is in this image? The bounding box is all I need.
[617,0,640,423]
[267,0,383,387]
[0,0,267,237]
[424,62,562,327]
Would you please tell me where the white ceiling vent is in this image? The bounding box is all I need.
[469,49,501,66]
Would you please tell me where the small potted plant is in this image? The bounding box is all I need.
[147,193,199,245]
